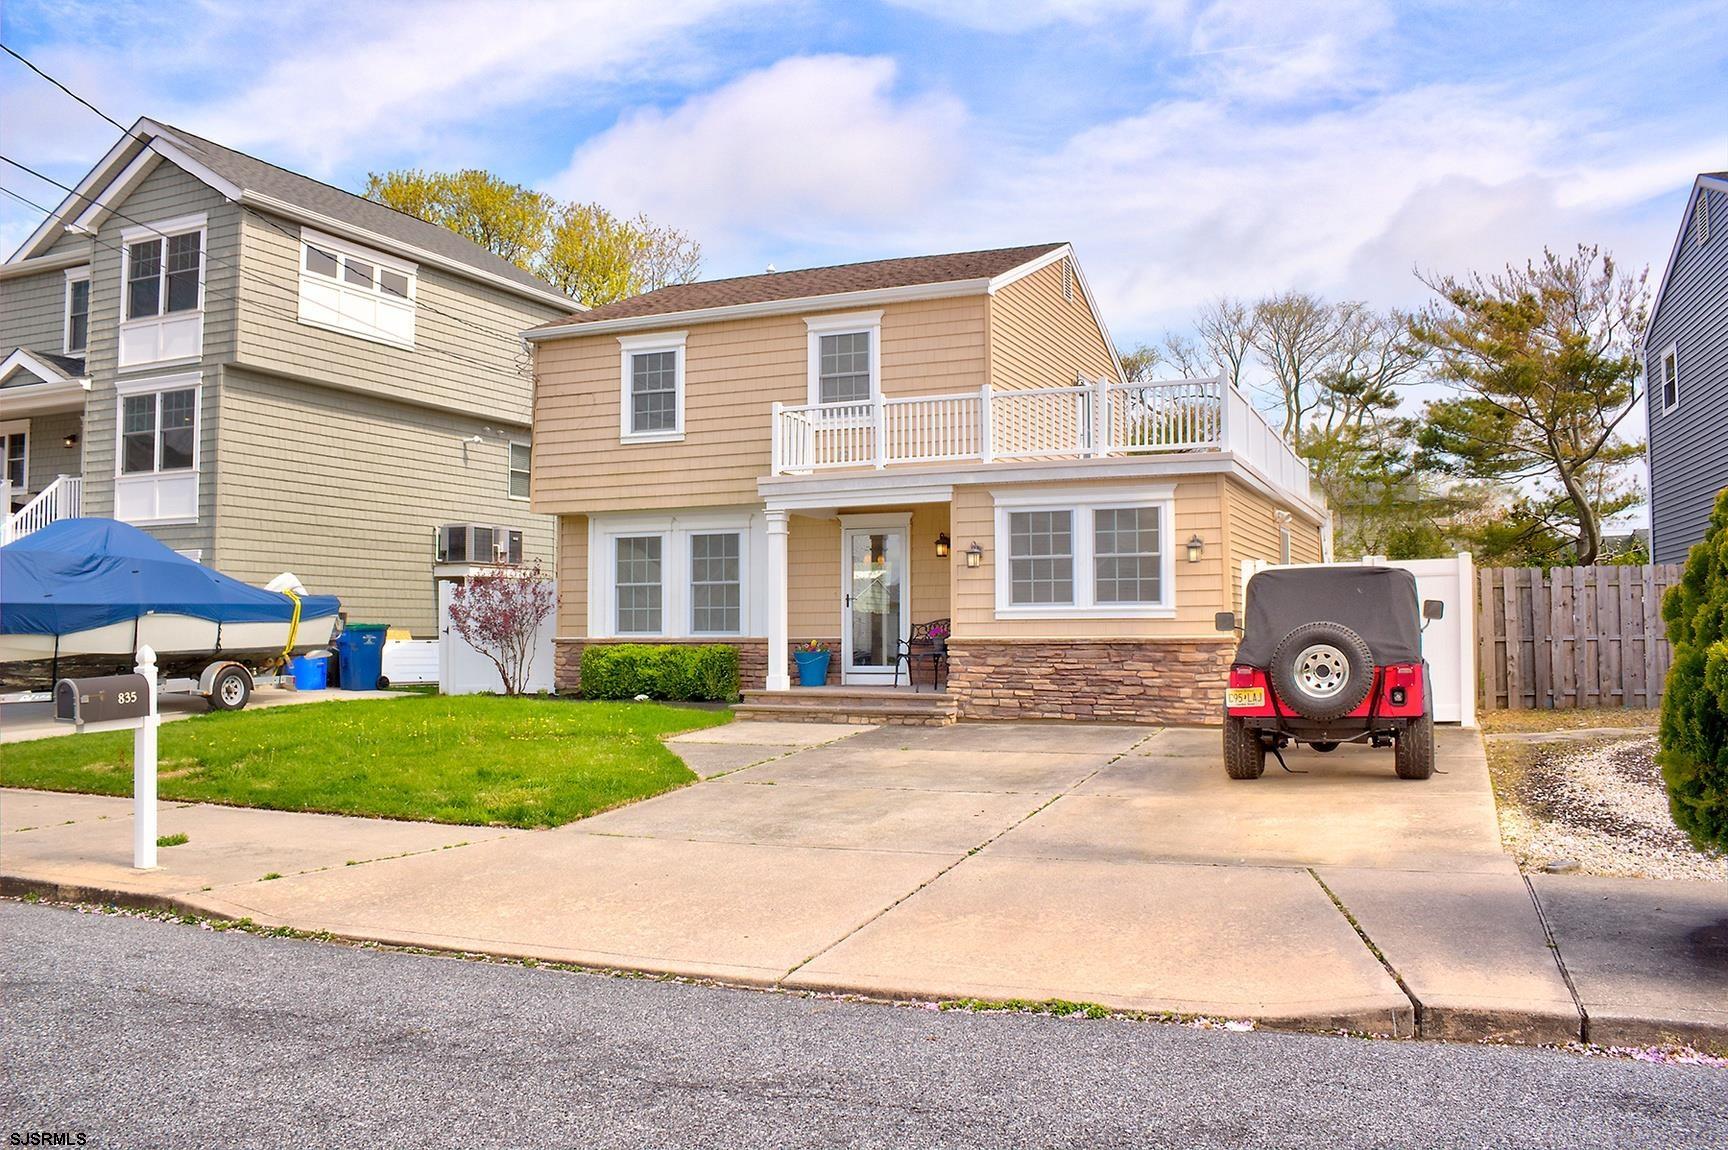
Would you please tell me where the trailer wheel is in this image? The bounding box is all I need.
[1394,711,1434,780]
[209,666,252,712]
[1224,715,1266,780]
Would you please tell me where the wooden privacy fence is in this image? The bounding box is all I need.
[1478,564,1681,710]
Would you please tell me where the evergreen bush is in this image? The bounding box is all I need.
[1659,487,1728,850]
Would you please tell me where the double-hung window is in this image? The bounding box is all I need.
[298,228,416,347]
[618,332,687,442]
[1661,345,1680,413]
[690,532,742,634]
[995,488,1176,617]
[805,312,881,407]
[118,215,205,369]
[113,373,200,525]
[615,536,665,634]
[509,442,532,500]
[1,422,26,491]
[64,270,90,355]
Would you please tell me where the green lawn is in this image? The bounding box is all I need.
[0,695,730,828]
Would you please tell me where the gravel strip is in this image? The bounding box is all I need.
[1498,735,1728,881]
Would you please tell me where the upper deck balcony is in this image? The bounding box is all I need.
[769,375,1313,502]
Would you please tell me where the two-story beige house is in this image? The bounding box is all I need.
[0,119,570,634]
[527,244,1327,723]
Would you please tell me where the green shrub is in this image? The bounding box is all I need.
[1659,488,1728,850]
[579,644,740,703]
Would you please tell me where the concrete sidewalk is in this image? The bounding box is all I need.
[1,721,1723,1049]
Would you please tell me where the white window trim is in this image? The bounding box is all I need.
[112,371,201,526]
[618,331,687,444]
[508,440,532,502]
[297,227,418,350]
[1660,342,1680,414]
[63,266,91,356]
[119,213,207,322]
[805,310,882,406]
[992,484,1177,619]
[1,418,29,494]
[587,509,763,639]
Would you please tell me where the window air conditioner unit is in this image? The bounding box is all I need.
[437,524,525,565]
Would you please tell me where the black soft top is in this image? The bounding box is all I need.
[1235,566,1423,666]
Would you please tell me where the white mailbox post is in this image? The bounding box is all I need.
[54,645,162,870]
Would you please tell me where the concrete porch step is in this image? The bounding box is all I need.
[736,687,958,726]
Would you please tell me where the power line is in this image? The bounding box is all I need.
[0,180,524,381]
[0,44,560,358]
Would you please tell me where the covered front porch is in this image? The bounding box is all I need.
[1,348,89,544]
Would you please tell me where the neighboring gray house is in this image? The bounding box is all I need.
[1645,171,1728,564]
[0,119,573,633]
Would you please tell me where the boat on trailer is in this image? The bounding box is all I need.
[1,518,340,708]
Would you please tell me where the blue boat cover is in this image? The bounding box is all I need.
[0,518,340,636]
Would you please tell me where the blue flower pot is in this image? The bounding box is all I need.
[794,650,831,687]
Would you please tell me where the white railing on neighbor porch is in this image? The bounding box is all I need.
[3,474,83,544]
[770,376,1312,501]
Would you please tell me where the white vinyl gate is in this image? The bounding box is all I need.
[1241,552,1476,727]
[437,579,557,696]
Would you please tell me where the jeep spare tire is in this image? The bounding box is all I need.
[1269,621,1374,721]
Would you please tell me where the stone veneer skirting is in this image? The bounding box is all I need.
[556,638,770,695]
[943,638,1235,725]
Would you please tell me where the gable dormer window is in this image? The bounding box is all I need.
[298,228,416,347]
[64,269,90,355]
[805,311,881,406]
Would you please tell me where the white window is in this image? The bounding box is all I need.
[614,535,665,634]
[1,421,27,491]
[297,228,416,348]
[509,442,531,500]
[118,215,205,369]
[617,332,687,443]
[805,311,881,406]
[1661,344,1679,413]
[64,269,90,355]
[589,511,762,639]
[690,532,742,634]
[993,486,1177,618]
[112,372,200,525]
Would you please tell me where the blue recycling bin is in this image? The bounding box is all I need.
[336,624,389,691]
[289,653,329,690]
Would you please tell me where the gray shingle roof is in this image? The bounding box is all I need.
[155,122,568,299]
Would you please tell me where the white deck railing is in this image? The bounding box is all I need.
[3,474,83,544]
[770,376,1311,501]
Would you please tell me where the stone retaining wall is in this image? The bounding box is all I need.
[944,638,1234,724]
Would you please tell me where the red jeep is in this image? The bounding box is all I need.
[1216,566,1443,781]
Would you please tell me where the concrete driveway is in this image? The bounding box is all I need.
[7,719,1720,1045]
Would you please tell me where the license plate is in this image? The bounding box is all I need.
[1226,687,1265,709]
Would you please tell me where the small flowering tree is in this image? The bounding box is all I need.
[446,561,555,696]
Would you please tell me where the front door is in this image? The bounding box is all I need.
[841,525,908,684]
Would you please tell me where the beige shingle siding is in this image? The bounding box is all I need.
[949,478,1226,639]
[555,514,589,638]
[532,295,989,515]
[233,209,561,426]
[212,366,553,635]
[0,267,77,354]
[25,411,82,489]
[987,257,1117,390]
[77,160,236,558]
[784,503,951,640]
[1224,477,1326,608]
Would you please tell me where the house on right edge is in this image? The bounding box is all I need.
[526,243,1328,724]
[1646,171,1728,564]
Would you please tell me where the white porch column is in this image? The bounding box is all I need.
[765,508,791,691]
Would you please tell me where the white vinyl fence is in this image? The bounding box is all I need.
[437,579,557,696]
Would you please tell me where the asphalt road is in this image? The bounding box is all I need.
[2,901,1723,1149]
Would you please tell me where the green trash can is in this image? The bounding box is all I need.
[336,624,390,690]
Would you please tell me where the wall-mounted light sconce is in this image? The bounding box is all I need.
[935,532,951,559]
[63,433,79,449]
[1186,534,1206,563]
[965,541,983,569]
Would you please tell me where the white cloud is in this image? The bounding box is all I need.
[886,0,1187,33]
[552,55,968,247]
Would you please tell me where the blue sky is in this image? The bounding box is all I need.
[3,0,1726,354]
